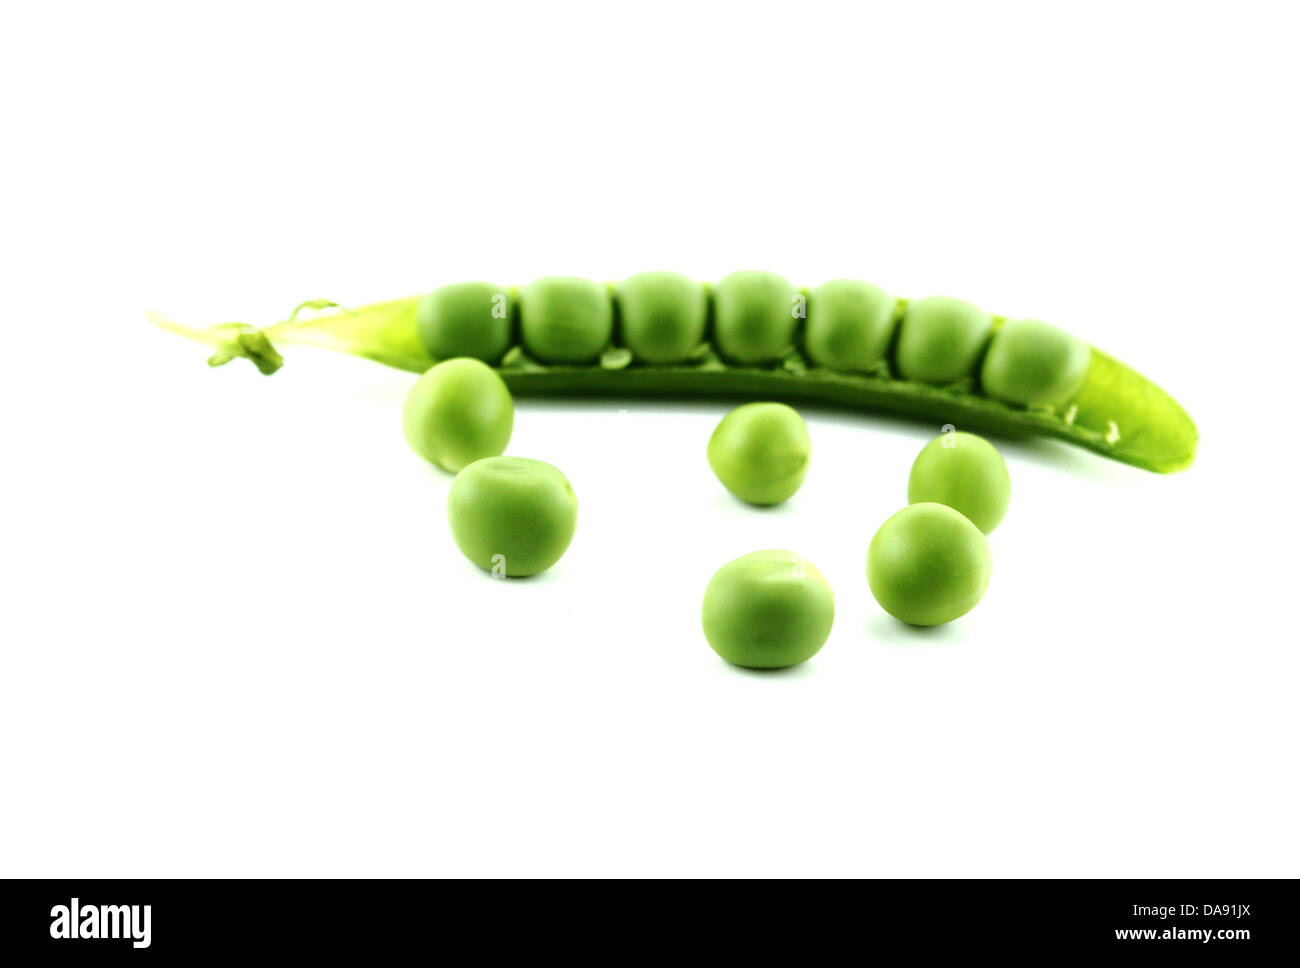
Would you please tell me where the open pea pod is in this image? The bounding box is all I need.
[152,272,1197,473]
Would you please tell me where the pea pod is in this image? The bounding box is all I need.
[151,273,1197,472]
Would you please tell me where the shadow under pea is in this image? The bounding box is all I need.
[865,612,967,647]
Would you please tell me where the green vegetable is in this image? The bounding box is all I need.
[712,270,799,364]
[707,402,811,506]
[867,502,993,626]
[153,272,1198,473]
[615,271,708,364]
[907,431,1011,534]
[981,318,1091,408]
[415,281,513,365]
[701,550,834,668]
[804,279,897,372]
[519,276,613,363]
[447,457,577,578]
[895,297,993,385]
[402,358,514,472]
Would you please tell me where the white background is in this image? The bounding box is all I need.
[1,1,1297,877]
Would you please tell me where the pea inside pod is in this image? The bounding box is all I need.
[895,296,993,385]
[804,279,898,372]
[415,281,513,364]
[981,318,1091,408]
[712,270,800,364]
[519,276,613,363]
[615,271,708,364]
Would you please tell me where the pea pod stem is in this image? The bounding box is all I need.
[151,292,1197,473]
[148,311,286,375]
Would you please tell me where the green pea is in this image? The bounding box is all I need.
[519,276,613,363]
[907,431,1011,534]
[615,271,707,364]
[415,282,513,364]
[402,358,513,472]
[804,279,897,371]
[447,457,577,577]
[702,549,834,668]
[895,296,993,385]
[867,503,992,626]
[707,402,810,506]
[712,270,799,364]
[981,318,1091,408]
